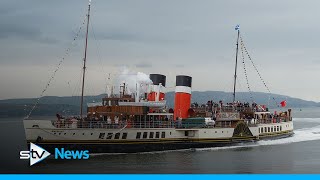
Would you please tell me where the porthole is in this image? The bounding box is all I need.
[136,132,141,139]
[115,133,120,139]
[161,132,165,138]
[107,133,113,139]
[122,133,128,139]
[143,132,148,139]
[149,132,154,138]
[99,133,105,139]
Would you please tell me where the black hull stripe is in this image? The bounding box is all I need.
[28,136,260,144]
[26,133,293,154]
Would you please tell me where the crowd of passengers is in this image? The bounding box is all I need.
[54,113,174,128]
[192,100,268,112]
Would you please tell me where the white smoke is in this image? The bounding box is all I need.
[114,67,152,96]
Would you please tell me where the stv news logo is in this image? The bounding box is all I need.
[20,143,51,166]
[20,143,90,166]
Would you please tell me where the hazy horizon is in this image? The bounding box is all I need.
[0,90,318,104]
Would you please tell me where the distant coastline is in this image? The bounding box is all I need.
[0,91,319,117]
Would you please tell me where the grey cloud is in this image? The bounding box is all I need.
[135,61,152,68]
[174,64,185,68]
[1,0,320,101]
[0,23,59,44]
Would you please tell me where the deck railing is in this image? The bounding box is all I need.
[52,120,176,129]
[52,116,292,129]
[52,120,218,129]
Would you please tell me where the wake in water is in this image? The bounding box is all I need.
[197,118,320,152]
[292,117,320,123]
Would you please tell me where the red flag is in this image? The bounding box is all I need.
[280,100,287,107]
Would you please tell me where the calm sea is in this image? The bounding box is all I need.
[1,107,320,174]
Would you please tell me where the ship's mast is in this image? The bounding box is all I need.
[232,27,240,102]
[80,0,91,118]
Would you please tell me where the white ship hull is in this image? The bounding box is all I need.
[23,119,294,153]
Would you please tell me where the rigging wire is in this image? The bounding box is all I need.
[239,34,279,107]
[90,16,109,95]
[235,69,246,101]
[240,41,253,102]
[25,15,88,119]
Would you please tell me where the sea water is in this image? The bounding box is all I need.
[1,107,320,173]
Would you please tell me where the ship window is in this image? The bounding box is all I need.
[264,127,267,132]
[280,126,282,131]
[136,132,141,139]
[32,125,39,128]
[143,132,148,139]
[115,133,120,139]
[261,128,263,133]
[268,127,270,132]
[99,133,105,139]
[73,133,75,135]
[259,128,260,133]
[54,133,56,135]
[222,131,224,133]
[107,133,113,139]
[83,133,85,135]
[59,133,61,135]
[161,132,165,138]
[64,133,66,135]
[185,131,188,136]
[149,132,154,138]
[277,126,279,131]
[170,132,172,135]
[271,127,273,132]
[156,132,160,138]
[215,131,217,133]
[122,133,128,139]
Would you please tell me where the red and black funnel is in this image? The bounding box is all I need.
[174,75,192,120]
[148,74,166,101]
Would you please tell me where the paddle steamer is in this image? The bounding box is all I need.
[23,1,294,153]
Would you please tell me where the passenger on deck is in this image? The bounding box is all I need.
[107,116,111,128]
[114,116,119,128]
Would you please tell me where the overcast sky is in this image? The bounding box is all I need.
[1,0,320,102]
